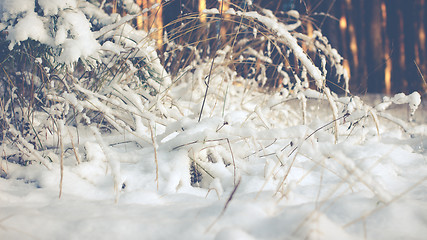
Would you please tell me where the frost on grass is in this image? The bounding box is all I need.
[1,3,426,240]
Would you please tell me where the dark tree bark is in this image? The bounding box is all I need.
[401,0,418,92]
[387,0,405,92]
[414,0,426,91]
[354,0,368,94]
[366,0,385,93]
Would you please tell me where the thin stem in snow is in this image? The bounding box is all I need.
[198,0,225,122]
[149,121,159,191]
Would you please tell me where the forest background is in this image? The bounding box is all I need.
[112,0,427,95]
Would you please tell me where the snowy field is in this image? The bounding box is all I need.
[1,85,426,240]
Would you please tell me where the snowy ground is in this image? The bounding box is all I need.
[1,88,426,240]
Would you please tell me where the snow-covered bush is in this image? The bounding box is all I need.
[1,0,98,64]
[0,0,167,175]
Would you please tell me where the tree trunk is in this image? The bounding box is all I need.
[354,0,368,93]
[366,0,385,92]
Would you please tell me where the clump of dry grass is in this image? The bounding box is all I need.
[0,1,168,195]
[160,2,349,93]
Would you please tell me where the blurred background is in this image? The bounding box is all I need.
[103,0,427,95]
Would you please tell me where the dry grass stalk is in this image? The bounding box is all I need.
[149,120,160,190]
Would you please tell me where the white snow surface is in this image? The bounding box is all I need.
[1,84,426,240]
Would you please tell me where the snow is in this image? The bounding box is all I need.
[37,0,76,16]
[6,12,50,49]
[0,0,34,17]
[1,88,426,239]
[56,11,101,64]
[203,9,220,15]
